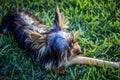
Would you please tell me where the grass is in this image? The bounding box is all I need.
[0,0,120,80]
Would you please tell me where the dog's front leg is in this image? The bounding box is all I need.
[52,66,65,75]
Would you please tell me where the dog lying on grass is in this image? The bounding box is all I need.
[0,6,119,75]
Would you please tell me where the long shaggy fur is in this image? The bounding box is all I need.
[1,7,81,74]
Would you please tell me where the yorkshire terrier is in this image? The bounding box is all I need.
[1,6,81,74]
[0,6,119,75]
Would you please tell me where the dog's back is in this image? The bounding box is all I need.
[0,10,50,62]
[1,10,49,48]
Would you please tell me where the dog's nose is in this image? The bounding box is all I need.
[76,51,81,55]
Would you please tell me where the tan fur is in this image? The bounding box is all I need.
[55,6,64,29]
[28,31,46,40]
[25,30,47,50]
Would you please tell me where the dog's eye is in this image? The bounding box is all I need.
[69,43,72,47]
[69,42,75,48]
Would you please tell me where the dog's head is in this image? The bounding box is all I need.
[48,6,82,61]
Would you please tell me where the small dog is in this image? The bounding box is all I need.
[1,6,119,75]
[1,6,82,74]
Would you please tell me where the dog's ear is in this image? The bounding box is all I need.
[52,6,64,30]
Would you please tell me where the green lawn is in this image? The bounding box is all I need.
[0,0,120,80]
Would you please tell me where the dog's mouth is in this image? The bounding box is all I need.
[71,49,82,57]
[65,50,82,63]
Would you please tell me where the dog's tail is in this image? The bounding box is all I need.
[0,4,13,34]
[1,16,9,34]
[66,56,119,69]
